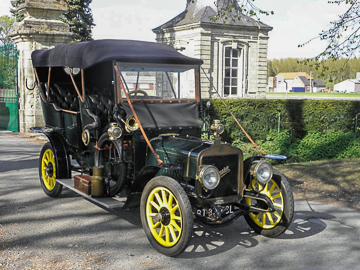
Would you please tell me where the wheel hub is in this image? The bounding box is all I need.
[46,163,54,177]
[160,207,171,226]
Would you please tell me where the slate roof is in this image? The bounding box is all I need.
[298,76,310,86]
[153,0,272,32]
[313,80,326,88]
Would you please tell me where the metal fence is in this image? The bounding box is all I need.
[0,43,18,131]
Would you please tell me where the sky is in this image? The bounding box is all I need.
[0,0,349,59]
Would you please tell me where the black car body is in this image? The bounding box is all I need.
[31,39,294,256]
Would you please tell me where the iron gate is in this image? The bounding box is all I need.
[0,44,18,132]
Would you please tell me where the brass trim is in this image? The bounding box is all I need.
[186,143,204,178]
[46,67,51,101]
[197,144,244,196]
[68,67,84,103]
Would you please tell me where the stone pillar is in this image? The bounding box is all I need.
[10,0,74,133]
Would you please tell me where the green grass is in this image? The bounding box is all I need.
[266,92,360,98]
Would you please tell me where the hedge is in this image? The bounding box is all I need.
[204,99,360,161]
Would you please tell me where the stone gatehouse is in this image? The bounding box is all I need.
[153,0,272,98]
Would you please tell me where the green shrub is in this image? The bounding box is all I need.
[296,130,357,161]
[204,99,360,141]
[204,98,360,162]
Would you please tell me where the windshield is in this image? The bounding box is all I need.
[117,64,198,100]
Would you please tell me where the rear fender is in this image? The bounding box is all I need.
[31,127,71,179]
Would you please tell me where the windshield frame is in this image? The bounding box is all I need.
[114,62,201,103]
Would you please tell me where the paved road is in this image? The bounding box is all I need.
[1,130,360,270]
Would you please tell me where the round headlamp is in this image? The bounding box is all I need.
[253,161,273,184]
[199,165,220,190]
[108,123,123,140]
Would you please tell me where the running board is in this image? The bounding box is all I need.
[57,178,126,209]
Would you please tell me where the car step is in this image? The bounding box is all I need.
[56,178,126,209]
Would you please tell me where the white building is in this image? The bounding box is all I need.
[153,0,272,98]
[334,79,360,93]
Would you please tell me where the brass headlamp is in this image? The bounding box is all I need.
[211,120,225,138]
[108,123,123,140]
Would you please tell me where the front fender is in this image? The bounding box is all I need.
[30,127,71,179]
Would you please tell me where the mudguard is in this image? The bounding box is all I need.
[30,127,71,179]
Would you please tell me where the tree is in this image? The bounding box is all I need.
[60,0,95,41]
[207,0,360,62]
[10,0,95,41]
[299,0,360,61]
[10,0,25,22]
[0,15,15,45]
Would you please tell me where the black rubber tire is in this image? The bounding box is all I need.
[244,170,294,237]
[39,142,63,197]
[140,176,194,257]
[95,133,126,197]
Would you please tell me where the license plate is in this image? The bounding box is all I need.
[196,205,234,218]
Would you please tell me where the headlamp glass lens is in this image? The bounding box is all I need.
[200,165,220,190]
[255,161,273,184]
[113,127,122,138]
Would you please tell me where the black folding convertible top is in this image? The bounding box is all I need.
[31,39,203,69]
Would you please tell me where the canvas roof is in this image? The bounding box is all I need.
[31,39,203,69]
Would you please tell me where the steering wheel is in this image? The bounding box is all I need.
[128,90,149,98]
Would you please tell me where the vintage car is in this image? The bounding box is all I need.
[30,39,294,256]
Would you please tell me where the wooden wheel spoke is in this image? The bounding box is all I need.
[152,221,161,230]
[170,220,181,232]
[154,193,163,206]
[161,190,167,205]
[262,212,267,225]
[268,183,276,195]
[171,204,179,214]
[150,201,160,211]
[273,202,283,209]
[169,225,177,241]
[165,226,170,243]
[266,212,274,225]
[272,193,281,199]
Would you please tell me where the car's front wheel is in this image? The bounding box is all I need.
[244,170,294,237]
[39,142,63,197]
[140,176,193,257]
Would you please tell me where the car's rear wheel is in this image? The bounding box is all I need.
[39,142,62,197]
[140,176,193,257]
[244,170,294,237]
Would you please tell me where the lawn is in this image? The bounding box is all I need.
[275,158,360,210]
[266,92,360,98]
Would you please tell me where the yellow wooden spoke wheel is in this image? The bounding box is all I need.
[140,176,193,257]
[146,186,183,247]
[244,171,294,237]
[39,143,62,197]
[41,149,56,191]
[246,179,284,229]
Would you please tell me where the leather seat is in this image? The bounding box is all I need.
[86,94,114,125]
[48,83,79,111]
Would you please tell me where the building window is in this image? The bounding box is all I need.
[224,47,240,96]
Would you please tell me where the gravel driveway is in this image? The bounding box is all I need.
[1,131,360,270]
